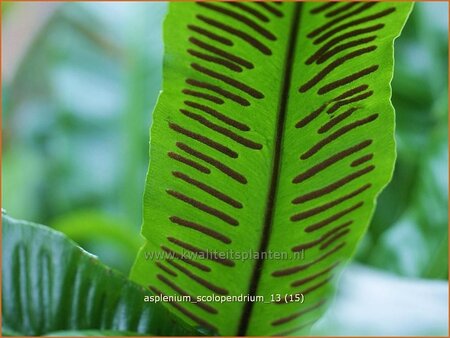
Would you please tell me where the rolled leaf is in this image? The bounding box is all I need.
[1,214,204,336]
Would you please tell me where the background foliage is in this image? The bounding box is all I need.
[2,2,448,335]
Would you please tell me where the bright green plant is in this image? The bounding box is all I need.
[131,2,412,336]
[3,1,414,337]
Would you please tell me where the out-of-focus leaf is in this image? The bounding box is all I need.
[365,132,448,278]
[45,330,145,336]
[51,209,142,273]
[1,214,205,336]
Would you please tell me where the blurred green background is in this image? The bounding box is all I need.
[3,2,168,273]
[1,2,448,335]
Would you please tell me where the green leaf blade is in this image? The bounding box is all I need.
[2,214,204,336]
[131,2,413,335]
[249,3,413,335]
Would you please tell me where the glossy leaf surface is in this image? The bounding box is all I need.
[2,214,202,336]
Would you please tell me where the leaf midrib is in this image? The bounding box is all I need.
[237,3,303,335]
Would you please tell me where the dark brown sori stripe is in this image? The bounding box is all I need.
[292,184,371,219]
[300,114,379,159]
[168,151,211,174]
[149,286,218,331]
[272,242,345,277]
[317,36,377,64]
[310,2,338,15]
[276,278,332,304]
[188,49,243,72]
[182,89,224,105]
[333,84,369,101]
[326,2,359,17]
[197,2,276,40]
[177,142,248,184]
[186,79,250,106]
[170,216,232,244]
[326,91,374,115]
[166,259,229,295]
[299,46,377,93]
[308,3,377,38]
[256,2,283,17]
[303,202,364,232]
[320,229,350,250]
[314,8,396,44]
[295,104,326,128]
[168,236,235,267]
[188,24,233,46]
[351,153,374,167]
[189,37,254,69]
[292,221,353,252]
[156,274,218,314]
[155,261,177,277]
[227,2,269,22]
[169,122,238,159]
[184,100,250,131]
[173,171,243,209]
[161,245,211,272]
[293,140,372,184]
[292,165,375,204]
[274,286,326,304]
[180,109,262,149]
[318,107,357,133]
[238,4,302,336]
[307,24,384,63]
[166,189,239,226]
[191,63,264,99]
[291,262,340,287]
[196,14,272,55]
[296,277,331,297]
[271,299,326,325]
